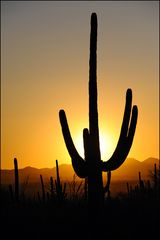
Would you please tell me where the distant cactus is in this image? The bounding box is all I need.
[138,171,146,199]
[128,169,159,200]
[14,158,19,202]
[8,158,30,202]
[59,13,138,211]
[50,176,55,200]
[149,162,160,199]
[55,160,66,203]
[40,174,46,203]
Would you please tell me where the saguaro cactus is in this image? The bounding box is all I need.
[59,13,138,211]
[14,158,19,202]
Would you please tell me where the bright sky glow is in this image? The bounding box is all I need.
[1,1,159,169]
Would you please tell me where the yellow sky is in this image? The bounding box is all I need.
[1,1,159,169]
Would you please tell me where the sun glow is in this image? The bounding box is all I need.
[74,131,114,160]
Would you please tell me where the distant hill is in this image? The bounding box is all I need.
[110,157,159,181]
[1,157,159,185]
[1,164,75,185]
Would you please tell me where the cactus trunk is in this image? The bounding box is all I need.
[87,12,104,211]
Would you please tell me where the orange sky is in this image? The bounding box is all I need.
[1,1,159,169]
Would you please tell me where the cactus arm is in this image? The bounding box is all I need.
[127,105,138,145]
[101,89,138,171]
[59,110,87,178]
[120,89,132,137]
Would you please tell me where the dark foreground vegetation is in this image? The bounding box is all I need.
[1,186,159,240]
[1,158,160,240]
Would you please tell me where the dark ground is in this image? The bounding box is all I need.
[1,188,159,240]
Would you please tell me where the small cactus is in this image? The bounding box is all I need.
[55,160,66,203]
[50,176,55,200]
[138,171,145,199]
[40,174,46,203]
[14,158,19,202]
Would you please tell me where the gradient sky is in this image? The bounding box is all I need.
[1,1,159,169]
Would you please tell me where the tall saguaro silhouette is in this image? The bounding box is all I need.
[59,13,138,211]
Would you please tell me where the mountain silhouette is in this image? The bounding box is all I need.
[1,158,159,185]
